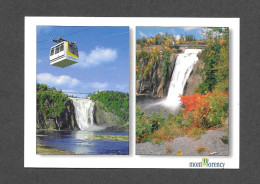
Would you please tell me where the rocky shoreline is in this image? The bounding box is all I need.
[136,127,228,156]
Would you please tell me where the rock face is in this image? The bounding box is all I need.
[183,59,205,95]
[94,101,123,127]
[37,99,79,130]
[136,51,205,98]
[136,53,178,98]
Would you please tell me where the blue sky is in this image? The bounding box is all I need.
[136,27,204,40]
[37,26,129,97]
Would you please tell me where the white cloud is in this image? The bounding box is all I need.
[115,84,128,92]
[37,73,80,87]
[159,32,164,35]
[62,89,76,93]
[62,89,76,96]
[77,47,117,68]
[92,82,108,90]
[139,31,147,38]
[183,27,198,31]
[83,82,109,91]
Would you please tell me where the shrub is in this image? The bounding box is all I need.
[166,145,172,154]
[180,90,228,129]
[136,106,165,143]
[196,145,207,154]
[221,135,228,144]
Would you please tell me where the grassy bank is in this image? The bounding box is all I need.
[36,144,74,155]
[89,135,129,141]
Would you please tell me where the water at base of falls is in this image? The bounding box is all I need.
[162,49,202,110]
[70,97,96,130]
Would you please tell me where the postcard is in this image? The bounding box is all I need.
[25,17,239,168]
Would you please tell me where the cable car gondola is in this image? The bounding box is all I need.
[49,37,79,68]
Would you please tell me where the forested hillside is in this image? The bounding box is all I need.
[89,91,129,125]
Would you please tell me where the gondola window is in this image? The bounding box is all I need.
[50,48,54,56]
[55,46,59,54]
[69,44,78,57]
[60,44,64,52]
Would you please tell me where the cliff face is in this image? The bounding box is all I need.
[36,84,79,130]
[136,53,177,98]
[37,99,78,130]
[94,101,128,131]
[183,59,205,95]
[94,101,120,125]
[136,51,205,98]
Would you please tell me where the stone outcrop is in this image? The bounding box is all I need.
[36,99,79,130]
[94,101,121,126]
[136,53,178,98]
[183,59,205,95]
[94,101,127,131]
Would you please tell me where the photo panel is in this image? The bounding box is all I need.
[36,26,129,155]
[136,27,229,156]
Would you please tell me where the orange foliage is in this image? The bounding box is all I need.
[180,91,228,128]
[147,38,155,45]
[219,39,226,46]
[180,93,209,128]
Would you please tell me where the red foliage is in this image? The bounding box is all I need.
[180,93,209,127]
[180,93,207,115]
[180,91,228,129]
[208,127,214,130]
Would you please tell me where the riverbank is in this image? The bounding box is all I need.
[36,144,74,155]
[89,135,128,141]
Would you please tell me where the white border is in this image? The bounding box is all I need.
[25,17,240,168]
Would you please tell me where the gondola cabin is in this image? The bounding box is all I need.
[50,41,79,68]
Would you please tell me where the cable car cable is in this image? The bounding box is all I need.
[103,31,128,37]
[37,27,92,43]
[37,30,129,51]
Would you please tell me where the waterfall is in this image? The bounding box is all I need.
[70,98,95,130]
[163,49,202,110]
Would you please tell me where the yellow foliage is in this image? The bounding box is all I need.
[147,38,155,45]
[219,39,226,45]
[196,145,207,154]
[177,149,183,155]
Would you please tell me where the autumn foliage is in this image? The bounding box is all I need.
[180,90,228,129]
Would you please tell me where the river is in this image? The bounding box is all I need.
[37,130,129,155]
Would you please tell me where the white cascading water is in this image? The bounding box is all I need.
[70,98,95,130]
[163,49,202,110]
